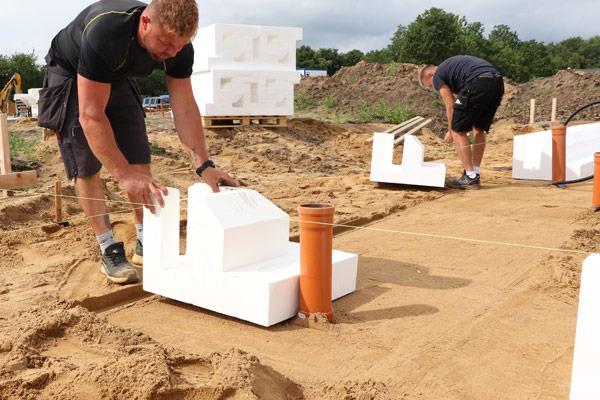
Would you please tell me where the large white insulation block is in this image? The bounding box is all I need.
[191,70,299,116]
[512,122,600,181]
[370,133,446,187]
[193,24,302,71]
[143,184,358,327]
[570,253,600,399]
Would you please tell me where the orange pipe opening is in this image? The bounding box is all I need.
[594,153,600,206]
[297,203,334,323]
[552,125,566,182]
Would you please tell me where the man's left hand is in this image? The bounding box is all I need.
[201,167,237,192]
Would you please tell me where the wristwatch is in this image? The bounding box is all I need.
[195,159,215,176]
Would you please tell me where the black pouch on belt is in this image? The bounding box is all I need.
[454,88,469,109]
[37,78,73,133]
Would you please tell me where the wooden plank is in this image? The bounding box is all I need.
[0,113,10,175]
[366,116,424,143]
[394,119,432,145]
[1,113,10,197]
[0,170,37,189]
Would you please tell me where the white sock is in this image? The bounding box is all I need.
[97,230,117,254]
[474,166,480,175]
[135,223,143,246]
[466,170,477,179]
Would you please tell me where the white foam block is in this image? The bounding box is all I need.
[191,70,298,116]
[370,133,446,187]
[512,122,600,181]
[142,184,358,326]
[193,24,302,71]
[570,253,600,399]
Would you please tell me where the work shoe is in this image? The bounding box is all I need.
[131,239,143,266]
[101,242,139,284]
[450,170,481,190]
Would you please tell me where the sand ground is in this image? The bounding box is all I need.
[2,63,600,399]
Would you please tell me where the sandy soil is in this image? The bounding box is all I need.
[1,63,600,399]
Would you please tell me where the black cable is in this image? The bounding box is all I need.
[549,174,594,186]
[563,100,600,126]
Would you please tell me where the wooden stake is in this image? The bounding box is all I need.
[1,113,10,198]
[529,99,536,124]
[551,98,558,122]
[54,181,63,223]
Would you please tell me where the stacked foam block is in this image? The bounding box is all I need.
[191,24,302,116]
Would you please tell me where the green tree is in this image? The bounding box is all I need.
[387,25,407,61]
[296,45,317,68]
[0,52,45,94]
[401,7,463,64]
[488,24,521,49]
[314,48,343,76]
[341,49,364,67]
[363,48,393,64]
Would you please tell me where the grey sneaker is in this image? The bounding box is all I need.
[131,239,143,266]
[450,170,481,190]
[101,242,139,284]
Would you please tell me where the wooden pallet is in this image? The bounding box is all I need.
[202,115,287,128]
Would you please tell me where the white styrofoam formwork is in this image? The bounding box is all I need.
[512,122,600,181]
[191,23,302,117]
[191,70,298,116]
[143,183,358,327]
[570,253,600,399]
[370,133,446,187]
[193,24,302,71]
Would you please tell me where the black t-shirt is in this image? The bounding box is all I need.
[433,55,499,93]
[48,0,193,83]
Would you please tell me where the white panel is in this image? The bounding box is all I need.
[512,122,600,181]
[570,253,600,399]
[370,133,446,188]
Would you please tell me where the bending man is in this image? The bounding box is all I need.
[420,55,504,189]
[40,0,236,284]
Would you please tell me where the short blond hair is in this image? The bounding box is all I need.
[419,65,436,86]
[147,0,199,40]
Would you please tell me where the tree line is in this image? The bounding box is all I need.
[2,6,600,96]
[297,7,600,83]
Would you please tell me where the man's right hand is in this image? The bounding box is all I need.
[120,170,168,214]
[444,129,454,144]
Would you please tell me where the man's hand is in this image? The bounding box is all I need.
[444,129,454,144]
[120,170,168,214]
[201,167,237,192]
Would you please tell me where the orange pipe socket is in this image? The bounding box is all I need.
[552,125,566,183]
[594,153,600,206]
[297,203,334,323]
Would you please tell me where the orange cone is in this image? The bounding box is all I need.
[552,125,566,183]
[297,203,334,323]
[594,153,600,206]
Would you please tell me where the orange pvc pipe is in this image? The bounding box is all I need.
[297,203,334,323]
[552,125,566,183]
[593,153,600,206]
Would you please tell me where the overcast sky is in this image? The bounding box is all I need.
[1,0,598,62]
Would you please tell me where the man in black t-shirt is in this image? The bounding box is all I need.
[40,0,237,284]
[419,55,504,189]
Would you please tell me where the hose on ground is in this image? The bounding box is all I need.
[549,174,594,186]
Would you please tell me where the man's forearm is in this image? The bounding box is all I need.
[80,113,132,180]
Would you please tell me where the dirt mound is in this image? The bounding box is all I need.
[296,61,445,132]
[296,61,600,132]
